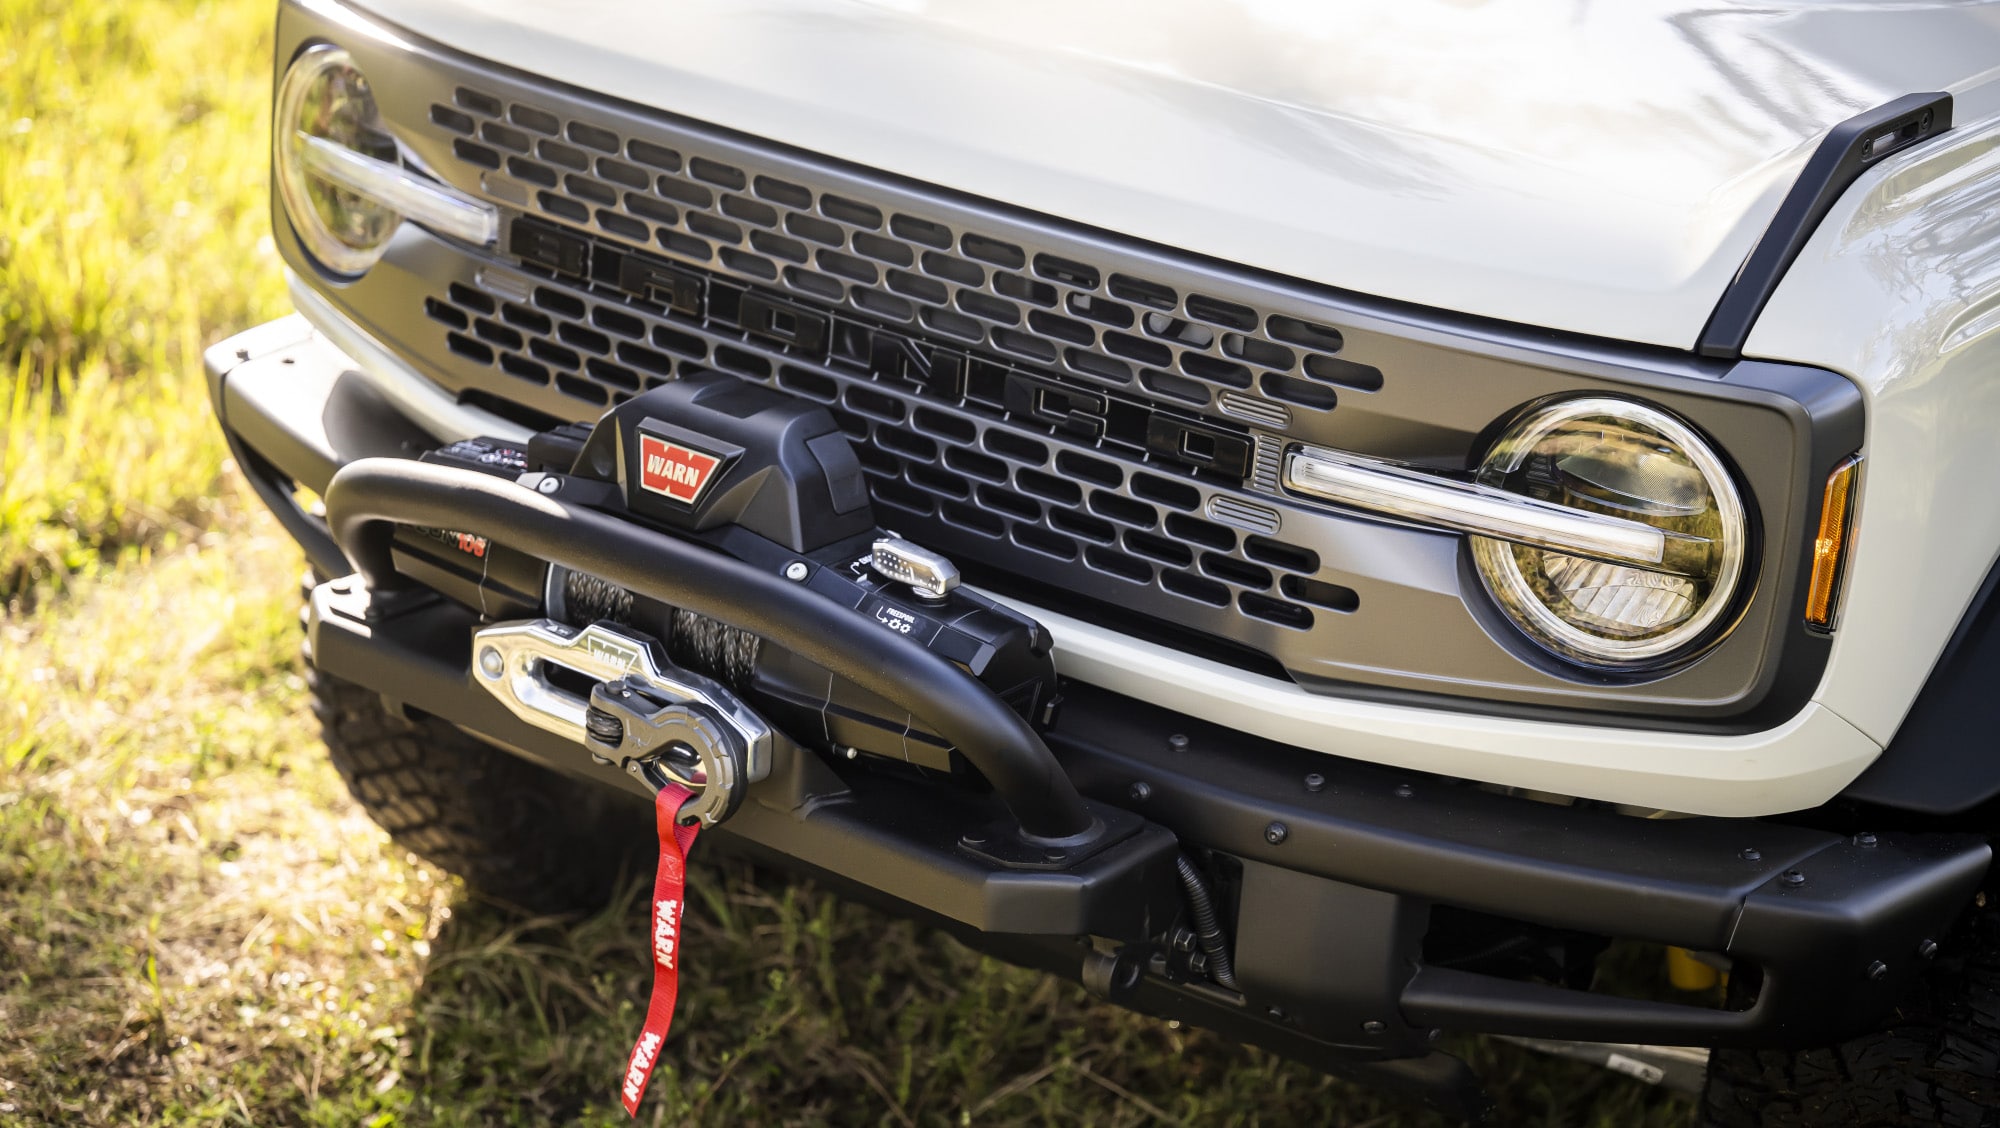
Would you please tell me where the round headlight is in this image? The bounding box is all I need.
[274,45,400,275]
[1470,398,1747,668]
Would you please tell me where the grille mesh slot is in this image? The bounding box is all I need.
[430,88,1383,418]
[423,274,1355,640]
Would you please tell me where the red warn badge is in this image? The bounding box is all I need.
[638,435,723,505]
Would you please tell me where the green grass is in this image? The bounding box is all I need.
[0,0,1696,1123]
[0,0,288,601]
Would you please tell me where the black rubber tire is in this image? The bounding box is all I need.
[1701,901,2000,1127]
[308,663,652,914]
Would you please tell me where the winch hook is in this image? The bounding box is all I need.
[584,675,754,826]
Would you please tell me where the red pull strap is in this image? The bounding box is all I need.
[621,783,702,1116]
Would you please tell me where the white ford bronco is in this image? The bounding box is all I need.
[206,0,2000,1121]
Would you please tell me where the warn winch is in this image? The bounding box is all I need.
[302,368,1194,1113]
[333,371,1084,839]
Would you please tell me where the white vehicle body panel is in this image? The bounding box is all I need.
[343,0,2000,350]
[1750,93,2000,747]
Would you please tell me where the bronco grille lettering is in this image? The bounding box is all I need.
[506,216,1254,481]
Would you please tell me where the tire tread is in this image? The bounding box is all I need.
[308,658,647,914]
[1703,907,2000,1127]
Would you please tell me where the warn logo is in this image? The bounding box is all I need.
[653,897,681,970]
[622,1030,662,1106]
[638,435,723,505]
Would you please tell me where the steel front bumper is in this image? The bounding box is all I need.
[209,315,1989,1107]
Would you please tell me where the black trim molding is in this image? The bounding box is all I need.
[1699,92,1953,359]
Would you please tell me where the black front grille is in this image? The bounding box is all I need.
[426,87,1384,435]
[423,266,1361,645]
[407,82,1405,663]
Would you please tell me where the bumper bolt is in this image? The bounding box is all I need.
[1855,831,1880,848]
[1866,960,1890,981]
[1130,781,1152,802]
[1918,939,1939,960]
[784,561,810,581]
[1167,733,1190,752]
[536,476,560,494]
[1264,821,1289,845]
[1362,1020,1387,1035]
[1304,772,1326,793]
[1781,869,1806,887]
[477,646,504,678]
[1741,848,1762,861]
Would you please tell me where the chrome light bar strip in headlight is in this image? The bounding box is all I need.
[1283,447,1669,566]
[295,132,499,245]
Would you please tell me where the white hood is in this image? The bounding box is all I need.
[352,0,2000,348]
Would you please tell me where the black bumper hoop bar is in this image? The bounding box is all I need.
[322,457,1098,843]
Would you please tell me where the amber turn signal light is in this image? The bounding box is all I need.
[1805,456,1862,630]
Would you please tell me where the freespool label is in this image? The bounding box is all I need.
[507,217,1255,481]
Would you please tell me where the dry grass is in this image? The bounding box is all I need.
[0,504,441,1124]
